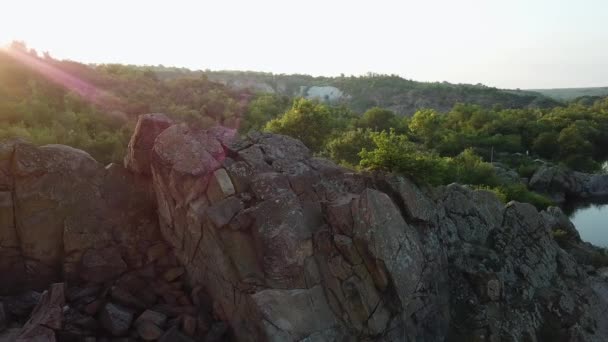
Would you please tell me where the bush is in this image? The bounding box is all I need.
[446,148,499,186]
[517,163,539,178]
[475,185,508,203]
[241,94,291,132]
[265,98,335,152]
[494,184,555,210]
[359,130,448,185]
[324,129,374,166]
[357,107,398,132]
[561,155,601,173]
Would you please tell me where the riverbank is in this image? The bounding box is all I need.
[563,198,608,248]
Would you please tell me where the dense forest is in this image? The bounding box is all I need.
[120,66,562,116]
[0,42,244,164]
[2,42,608,209]
[259,94,608,207]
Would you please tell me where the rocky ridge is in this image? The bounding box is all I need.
[0,113,607,341]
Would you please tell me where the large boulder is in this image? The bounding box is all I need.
[0,139,160,293]
[12,143,106,288]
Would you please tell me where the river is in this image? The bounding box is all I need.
[565,199,608,248]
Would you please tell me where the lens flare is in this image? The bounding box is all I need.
[4,47,121,108]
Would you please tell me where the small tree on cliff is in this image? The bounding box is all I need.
[264,98,334,152]
[359,129,448,185]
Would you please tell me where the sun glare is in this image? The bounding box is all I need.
[5,47,120,108]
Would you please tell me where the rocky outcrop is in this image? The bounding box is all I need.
[0,138,160,292]
[304,86,345,102]
[529,165,608,203]
[493,163,522,184]
[147,121,608,341]
[1,114,608,341]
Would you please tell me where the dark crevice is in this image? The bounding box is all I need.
[370,175,433,228]
[9,144,26,289]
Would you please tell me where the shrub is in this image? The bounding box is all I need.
[446,148,499,186]
[495,184,555,210]
[265,98,335,152]
[475,185,508,203]
[359,130,448,185]
[324,129,374,166]
[517,163,539,178]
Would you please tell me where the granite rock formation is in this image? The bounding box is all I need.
[1,114,607,341]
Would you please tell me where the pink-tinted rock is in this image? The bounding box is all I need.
[124,113,173,175]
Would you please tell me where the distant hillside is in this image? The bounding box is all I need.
[530,87,608,102]
[0,44,243,164]
[143,68,561,116]
[201,71,562,116]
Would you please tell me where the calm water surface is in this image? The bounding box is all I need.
[565,199,608,248]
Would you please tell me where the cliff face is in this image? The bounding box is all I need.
[0,114,607,341]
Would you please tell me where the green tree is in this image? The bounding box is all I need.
[409,109,443,147]
[357,107,398,132]
[264,98,335,152]
[447,148,498,186]
[532,132,559,159]
[241,94,291,132]
[359,130,447,185]
[324,129,374,166]
[558,124,592,158]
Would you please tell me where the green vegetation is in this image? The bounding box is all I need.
[495,184,555,210]
[241,94,291,132]
[255,95,608,209]
[0,42,241,164]
[531,87,608,102]
[2,41,607,211]
[260,95,608,173]
[264,98,337,152]
[359,130,448,185]
[202,71,560,116]
[356,107,402,132]
[324,129,374,166]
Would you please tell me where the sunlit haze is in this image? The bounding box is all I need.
[2,0,607,89]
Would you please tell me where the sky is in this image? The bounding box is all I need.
[1,0,607,89]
